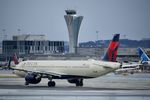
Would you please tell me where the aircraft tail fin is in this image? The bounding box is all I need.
[138,48,150,63]
[102,34,120,62]
[13,53,19,65]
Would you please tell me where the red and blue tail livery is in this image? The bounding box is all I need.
[102,34,120,62]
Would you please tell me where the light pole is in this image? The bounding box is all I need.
[2,29,7,40]
[96,31,99,47]
[124,34,127,39]
[17,29,21,35]
[17,29,21,55]
[2,29,7,60]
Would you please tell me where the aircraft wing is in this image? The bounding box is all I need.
[35,70,62,77]
[6,57,63,77]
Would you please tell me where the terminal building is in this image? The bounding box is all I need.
[2,34,64,56]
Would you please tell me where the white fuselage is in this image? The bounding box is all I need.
[14,60,120,79]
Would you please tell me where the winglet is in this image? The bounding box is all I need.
[102,34,120,62]
[137,48,150,63]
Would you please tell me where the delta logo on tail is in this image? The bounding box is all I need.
[102,34,120,62]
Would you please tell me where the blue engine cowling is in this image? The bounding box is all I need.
[25,73,41,84]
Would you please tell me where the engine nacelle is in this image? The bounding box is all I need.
[67,79,79,84]
[25,73,41,84]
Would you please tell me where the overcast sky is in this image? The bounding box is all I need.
[0,0,150,42]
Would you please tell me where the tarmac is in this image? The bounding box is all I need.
[0,70,150,100]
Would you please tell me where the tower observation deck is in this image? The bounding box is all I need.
[64,10,83,54]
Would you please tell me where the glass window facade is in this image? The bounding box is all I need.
[2,40,64,56]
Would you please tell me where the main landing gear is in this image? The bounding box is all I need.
[48,81,56,87]
[75,79,83,87]
[68,78,83,87]
[25,81,29,85]
[48,76,56,87]
[24,80,56,87]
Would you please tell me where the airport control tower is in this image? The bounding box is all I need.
[64,10,83,54]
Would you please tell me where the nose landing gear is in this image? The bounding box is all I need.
[48,81,56,87]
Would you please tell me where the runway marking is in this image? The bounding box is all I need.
[0,89,150,96]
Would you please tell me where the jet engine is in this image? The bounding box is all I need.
[25,73,41,84]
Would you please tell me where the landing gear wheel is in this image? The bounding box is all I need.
[131,72,134,74]
[76,79,83,87]
[48,81,56,87]
[76,82,83,87]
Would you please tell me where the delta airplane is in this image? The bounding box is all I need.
[138,48,150,65]
[7,34,121,87]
